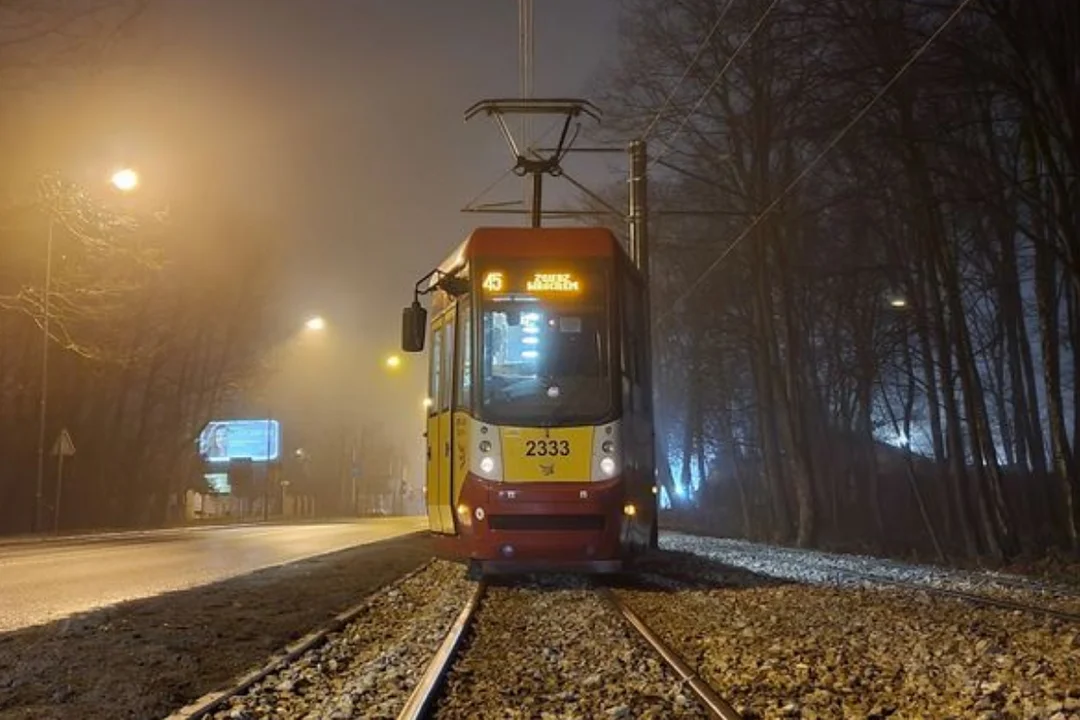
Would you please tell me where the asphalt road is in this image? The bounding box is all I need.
[0,517,428,632]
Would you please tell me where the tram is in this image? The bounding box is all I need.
[401,226,657,574]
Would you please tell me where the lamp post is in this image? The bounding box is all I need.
[33,169,138,532]
[262,315,325,520]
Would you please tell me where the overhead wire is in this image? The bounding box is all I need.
[639,0,737,143]
[653,0,977,325]
[648,0,786,168]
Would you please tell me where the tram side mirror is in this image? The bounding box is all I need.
[401,301,427,352]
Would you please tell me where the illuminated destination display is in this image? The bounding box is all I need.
[482,270,583,294]
[527,273,580,292]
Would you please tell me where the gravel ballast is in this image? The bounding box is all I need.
[208,560,473,720]
[0,533,431,720]
[435,577,710,719]
[662,532,1080,617]
[631,537,1080,718]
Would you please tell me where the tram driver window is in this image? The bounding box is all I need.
[480,303,611,424]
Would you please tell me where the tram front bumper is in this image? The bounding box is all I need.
[455,475,627,564]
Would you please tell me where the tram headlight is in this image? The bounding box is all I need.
[480,456,495,474]
[591,422,623,481]
[479,440,492,453]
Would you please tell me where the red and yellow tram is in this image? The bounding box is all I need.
[402,226,657,575]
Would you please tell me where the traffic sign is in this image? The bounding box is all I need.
[51,428,76,457]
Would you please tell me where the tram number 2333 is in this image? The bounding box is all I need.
[524,439,571,457]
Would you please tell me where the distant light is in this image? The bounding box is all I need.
[889,297,908,309]
[422,397,434,409]
[386,355,402,369]
[110,168,139,192]
[305,316,326,331]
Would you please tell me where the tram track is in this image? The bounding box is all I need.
[400,576,741,720]
[397,580,488,720]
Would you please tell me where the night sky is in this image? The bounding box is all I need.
[0,0,624,473]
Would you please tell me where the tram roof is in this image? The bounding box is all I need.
[437,226,620,271]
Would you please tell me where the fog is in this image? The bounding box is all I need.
[0,0,621,521]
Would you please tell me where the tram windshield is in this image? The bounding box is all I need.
[478,263,612,426]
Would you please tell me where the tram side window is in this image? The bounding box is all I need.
[429,323,443,416]
[441,318,455,412]
[456,298,472,410]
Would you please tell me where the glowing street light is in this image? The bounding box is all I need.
[110,168,139,192]
[37,168,142,532]
[385,354,402,370]
[889,297,908,309]
[305,315,326,331]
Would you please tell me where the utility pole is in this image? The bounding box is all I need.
[33,215,55,533]
[628,139,649,278]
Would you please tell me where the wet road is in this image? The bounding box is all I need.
[0,517,427,632]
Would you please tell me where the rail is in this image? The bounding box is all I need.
[599,587,743,720]
[395,580,488,720]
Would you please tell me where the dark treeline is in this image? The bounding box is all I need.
[0,175,282,533]
[0,1,283,534]
[602,0,1079,561]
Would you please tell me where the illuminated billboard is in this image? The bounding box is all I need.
[199,419,280,463]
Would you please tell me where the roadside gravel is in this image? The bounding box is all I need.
[209,560,473,720]
[436,576,709,719]
[0,533,431,720]
[628,545,1080,718]
[662,532,1080,617]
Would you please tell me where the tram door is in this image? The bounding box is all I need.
[427,308,456,534]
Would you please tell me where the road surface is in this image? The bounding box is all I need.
[0,517,428,632]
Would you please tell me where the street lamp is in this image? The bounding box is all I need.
[263,317,326,520]
[35,171,140,532]
[110,168,139,193]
